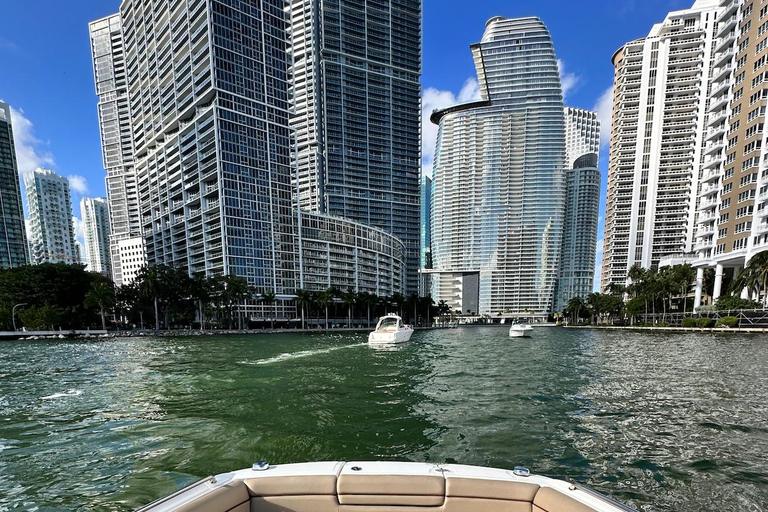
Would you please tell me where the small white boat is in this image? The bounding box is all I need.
[368,313,414,344]
[509,323,533,337]
[133,461,638,512]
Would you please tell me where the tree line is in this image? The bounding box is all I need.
[564,258,768,326]
[0,263,452,331]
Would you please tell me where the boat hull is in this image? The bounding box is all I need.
[134,461,637,512]
[368,328,414,344]
[509,325,533,338]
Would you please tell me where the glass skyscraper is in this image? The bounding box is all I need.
[114,0,297,298]
[0,102,28,268]
[429,17,567,317]
[91,0,409,311]
[287,0,422,293]
[555,107,601,311]
[89,14,143,286]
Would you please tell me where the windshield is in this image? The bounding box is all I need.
[377,318,399,330]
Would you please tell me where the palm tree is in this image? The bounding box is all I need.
[295,289,311,330]
[137,265,162,331]
[673,264,696,315]
[190,273,212,331]
[358,292,376,328]
[406,292,419,325]
[731,250,768,305]
[565,296,584,325]
[436,300,450,326]
[390,292,406,318]
[222,275,249,329]
[85,281,115,330]
[261,290,277,329]
[342,290,356,328]
[318,288,333,329]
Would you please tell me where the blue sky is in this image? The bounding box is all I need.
[0,0,694,287]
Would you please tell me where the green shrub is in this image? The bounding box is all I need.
[696,317,715,328]
[715,316,738,328]
[714,296,761,311]
[681,318,697,328]
[656,321,670,327]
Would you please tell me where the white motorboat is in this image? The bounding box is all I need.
[133,461,638,512]
[509,323,533,337]
[368,313,414,344]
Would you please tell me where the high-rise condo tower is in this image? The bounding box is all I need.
[287,0,422,293]
[0,102,29,268]
[428,17,567,317]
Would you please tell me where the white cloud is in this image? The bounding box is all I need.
[67,175,89,195]
[557,59,580,101]
[73,216,86,263]
[4,103,55,176]
[421,78,481,177]
[594,86,614,149]
[73,215,84,239]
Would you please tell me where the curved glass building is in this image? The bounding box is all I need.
[428,17,566,317]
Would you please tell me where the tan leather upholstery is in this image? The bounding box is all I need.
[339,494,443,506]
[159,471,607,512]
[337,474,445,507]
[444,497,532,512]
[442,477,540,512]
[446,477,540,501]
[337,475,445,496]
[251,495,339,512]
[532,487,596,512]
[174,482,249,512]
[245,476,338,496]
[338,507,442,512]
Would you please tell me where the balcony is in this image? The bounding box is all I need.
[716,0,738,23]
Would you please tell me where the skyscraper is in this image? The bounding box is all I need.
[419,174,432,295]
[689,0,768,306]
[114,0,297,300]
[80,197,112,275]
[601,0,720,291]
[0,102,29,268]
[428,17,567,317]
[556,108,601,311]
[89,14,142,286]
[25,168,78,265]
[92,0,407,316]
[287,0,422,293]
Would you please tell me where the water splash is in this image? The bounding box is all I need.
[240,343,367,365]
[40,389,82,400]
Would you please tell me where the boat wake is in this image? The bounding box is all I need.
[241,343,367,365]
[40,389,82,400]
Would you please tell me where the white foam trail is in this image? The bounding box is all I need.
[241,343,366,365]
[41,389,82,400]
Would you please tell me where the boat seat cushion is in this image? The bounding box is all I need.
[175,481,250,512]
[532,487,595,512]
[251,496,339,512]
[246,475,339,512]
[444,477,540,512]
[337,474,445,506]
[245,475,338,496]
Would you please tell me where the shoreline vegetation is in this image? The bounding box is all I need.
[0,262,454,333]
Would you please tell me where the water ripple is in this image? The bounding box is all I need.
[0,329,767,511]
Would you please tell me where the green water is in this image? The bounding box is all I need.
[1,327,768,511]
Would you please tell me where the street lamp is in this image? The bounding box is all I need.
[12,303,27,331]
